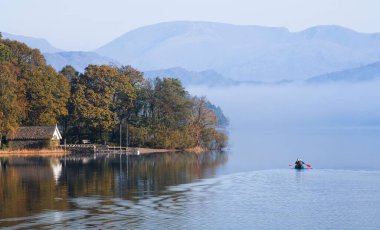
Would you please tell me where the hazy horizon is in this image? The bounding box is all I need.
[1,0,380,50]
[187,81,380,171]
[3,21,380,53]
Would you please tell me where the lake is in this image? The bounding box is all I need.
[1,154,379,229]
[2,83,380,229]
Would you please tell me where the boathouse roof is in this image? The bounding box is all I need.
[8,125,62,140]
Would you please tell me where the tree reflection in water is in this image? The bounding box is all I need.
[0,151,227,221]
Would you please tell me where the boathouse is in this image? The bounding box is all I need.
[7,125,62,149]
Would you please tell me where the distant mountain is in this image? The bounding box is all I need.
[2,32,62,53]
[44,52,120,72]
[2,32,119,72]
[95,21,380,82]
[144,67,236,86]
[306,61,380,83]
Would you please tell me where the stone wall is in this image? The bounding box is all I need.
[8,139,60,149]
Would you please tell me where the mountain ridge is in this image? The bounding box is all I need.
[3,22,380,82]
[144,67,237,86]
[307,61,380,83]
[44,51,120,72]
[94,21,380,82]
[2,32,62,53]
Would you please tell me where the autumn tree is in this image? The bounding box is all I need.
[60,65,79,84]
[0,63,21,147]
[111,66,137,146]
[188,96,217,146]
[24,66,69,125]
[69,65,137,143]
[0,34,228,150]
[69,65,116,142]
[0,38,70,147]
[145,78,192,148]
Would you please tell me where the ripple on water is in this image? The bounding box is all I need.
[2,169,380,229]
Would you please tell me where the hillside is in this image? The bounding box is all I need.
[307,61,380,83]
[44,52,120,72]
[2,32,62,53]
[144,67,236,86]
[95,21,380,82]
[5,22,380,82]
[2,32,120,72]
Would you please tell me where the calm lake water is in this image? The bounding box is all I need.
[2,84,380,229]
[1,154,380,229]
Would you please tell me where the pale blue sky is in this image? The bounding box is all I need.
[1,0,379,51]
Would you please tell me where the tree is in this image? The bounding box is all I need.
[117,65,144,86]
[205,101,229,127]
[68,65,139,144]
[0,41,11,62]
[70,65,121,143]
[189,96,217,146]
[153,78,191,128]
[140,78,192,148]
[24,66,69,125]
[0,39,70,148]
[0,63,22,148]
[59,66,80,136]
[125,79,154,147]
[60,65,79,84]
[112,66,137,147]
[0,39,228,150]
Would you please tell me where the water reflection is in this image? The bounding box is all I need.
[3,168,379,229]
[0,151,227,222]
[50,159,62,184]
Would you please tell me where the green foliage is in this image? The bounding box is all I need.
[152,78,191,128]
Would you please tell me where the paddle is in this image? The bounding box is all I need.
[288,163,312,168]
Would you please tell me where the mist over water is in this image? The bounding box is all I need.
[188,82,380,172]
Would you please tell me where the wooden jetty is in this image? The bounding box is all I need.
[61,144,140,155]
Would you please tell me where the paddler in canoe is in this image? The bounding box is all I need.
[294,158,305,169]
[290,158,312,169]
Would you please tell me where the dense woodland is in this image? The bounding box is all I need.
[0,33,227,150]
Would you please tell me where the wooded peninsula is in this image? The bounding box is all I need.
[0,33,228,151]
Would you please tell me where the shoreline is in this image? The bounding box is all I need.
[0,146,210,157]
[0,149,67,157]
[133,147,178,154]
[0,147,177,157]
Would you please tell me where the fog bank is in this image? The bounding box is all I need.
[188,82,380,171]
[188,82,380,130]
